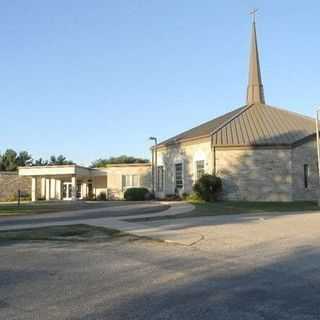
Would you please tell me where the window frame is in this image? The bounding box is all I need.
[122,174,140,189]
[132,175,139,187]
[195,159,205,180]
[175,162,184,190]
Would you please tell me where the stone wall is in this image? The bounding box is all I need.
[0,172,31,202]
[292,139,318,201]
[215,148,293,201]
[156,138,213,196]
[157,142,293,201]
[157,138,319,202]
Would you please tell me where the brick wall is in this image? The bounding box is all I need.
[0,172,31,201]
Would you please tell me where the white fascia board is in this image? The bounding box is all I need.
[18,166,77,176]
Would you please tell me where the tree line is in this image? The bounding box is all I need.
[0,150,149,172]
[90,155,149,168]
[0,149,73,172]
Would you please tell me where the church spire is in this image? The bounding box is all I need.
[246,10,265,105]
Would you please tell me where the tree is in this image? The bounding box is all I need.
[91,155,149,168]
[0,149,74,171]
[16,151,32,167]
[49,155,73,165]
[0,149,32,171]
[0,149,17,171]
[33,158,49,166]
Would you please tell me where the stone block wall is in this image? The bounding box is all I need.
[0,172,31,201]
[157,139,319,202]
[215,148,293,201]
[292,139,318,201]
[158,142,294,201]
[157,138,213,196]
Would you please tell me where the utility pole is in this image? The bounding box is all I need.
[149,137,158,195]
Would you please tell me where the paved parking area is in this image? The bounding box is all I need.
[1,210,320,319]
[0,201,169,228]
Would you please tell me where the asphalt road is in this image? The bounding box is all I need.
[0,203,170,228]
[1,224,320,319]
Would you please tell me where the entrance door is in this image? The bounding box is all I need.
[62,182,72,200]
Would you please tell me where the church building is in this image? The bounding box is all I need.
[18,18,318,203]
[154,18,318,201]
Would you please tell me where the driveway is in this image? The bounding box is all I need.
[0,201,170,228]
[134,210,320,257]
[1,206,320,319]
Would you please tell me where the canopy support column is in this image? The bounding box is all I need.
[31,177,37,202]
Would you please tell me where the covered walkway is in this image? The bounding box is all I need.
[18,165,107,201]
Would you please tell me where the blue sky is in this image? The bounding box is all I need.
[1,1,319,165]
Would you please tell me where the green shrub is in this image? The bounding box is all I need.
[182,192,189,200]
[96,191,107,201]
[185,192,204,202]
[124,188,150,201]
[193,174,222,201]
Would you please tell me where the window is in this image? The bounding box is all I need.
[123,175,140,188]
[175,163,183,189]
[304,164,309,189]
[125,175,132,187]
[157,166,164,192]
[132,175,139,187]
[196,160,205,180]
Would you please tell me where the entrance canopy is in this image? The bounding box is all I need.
[19,164,93,178]
[18,165,106,201]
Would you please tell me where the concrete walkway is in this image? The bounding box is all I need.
[0,202,198,245]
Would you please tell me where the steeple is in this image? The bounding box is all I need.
[246,12,265,105]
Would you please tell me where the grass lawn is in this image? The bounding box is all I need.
[127,200,320,222]
[190,200,319,215]
[0,224,126,242]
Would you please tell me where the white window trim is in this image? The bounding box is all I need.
[174,160,184,192]
[194,159,206,181]
[122,174,140,190]
[193,151,207,182]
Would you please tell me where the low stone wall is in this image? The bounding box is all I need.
[0,172,31,202]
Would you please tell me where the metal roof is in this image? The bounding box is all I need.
[159,106,245,146]
[159,103,316,147]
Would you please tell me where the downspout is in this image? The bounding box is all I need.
[213,146,216,175]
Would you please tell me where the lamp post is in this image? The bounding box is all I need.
[149,136,158,195]
[316,109,320,206]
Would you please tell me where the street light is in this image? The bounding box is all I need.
[149,136,158,195]
[316,109,320,206]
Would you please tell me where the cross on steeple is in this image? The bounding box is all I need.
[249,8,258,22]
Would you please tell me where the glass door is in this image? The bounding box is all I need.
[62,182,72,200]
